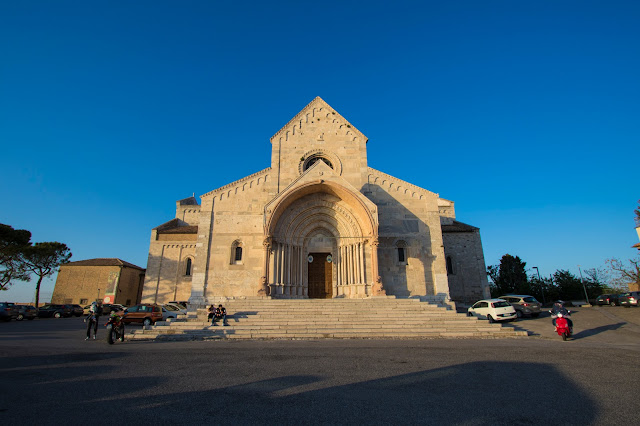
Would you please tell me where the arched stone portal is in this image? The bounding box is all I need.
[263,181,379,298]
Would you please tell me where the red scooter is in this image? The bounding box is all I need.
[553,313,572,341]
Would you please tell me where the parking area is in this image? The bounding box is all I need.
[467,304,640,345]
[2,304,639,347]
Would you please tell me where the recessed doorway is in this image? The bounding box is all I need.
[308,252,332,299]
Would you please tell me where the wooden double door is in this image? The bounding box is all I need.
[307,252,332,299]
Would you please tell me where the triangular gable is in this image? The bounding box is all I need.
[270,96,367,145]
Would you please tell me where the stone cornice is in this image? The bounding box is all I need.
[367,167,438,199]
[201,167,271,199]
[270,96,367,144]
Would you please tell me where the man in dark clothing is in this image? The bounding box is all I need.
[85,302,100,340]
[550,300,573,330]
[211,304,228,326]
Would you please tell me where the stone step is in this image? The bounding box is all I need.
[187,314,471,322]
[128,299,527,341]
[127,329,527,340]
[133,325,520,337]
[161,319,484,327]
[134,327,512,336]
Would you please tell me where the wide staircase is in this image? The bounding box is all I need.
[126,298,528,341]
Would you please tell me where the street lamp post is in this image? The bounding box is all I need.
[578,266,591,306]
[532,266,546,304]
[97,288,101,303]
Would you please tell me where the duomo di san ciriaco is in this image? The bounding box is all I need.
[140,97,491,307]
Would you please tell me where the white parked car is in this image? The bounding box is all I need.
[165,302,188,314]
[161,304,187,320]
[467,299,517,323]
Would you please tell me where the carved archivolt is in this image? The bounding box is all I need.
[273,193,365,245]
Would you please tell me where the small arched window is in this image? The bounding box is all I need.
[446,256,454,275]
[396,240,407,264]
[231,240,243,264]
[185,258,192,276]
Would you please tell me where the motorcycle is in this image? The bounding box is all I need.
[550,310,572,341]
[105,314,125,344]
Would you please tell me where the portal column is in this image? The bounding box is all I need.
[370,238,384,296]
[356,242,362,285]
[284,244,290,297]
[269,242,278,288]
[359,241,365,284]
[347,245,353,285]
[277,243,284,296]
[260,237,271,296]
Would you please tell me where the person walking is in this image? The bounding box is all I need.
[85,302,100,340]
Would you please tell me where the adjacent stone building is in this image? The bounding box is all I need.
[52,258,145,306]
[141,97,490,306]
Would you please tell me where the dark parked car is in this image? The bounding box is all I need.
[594,294,620,306]
[619,291,640,307]
[15,305,37,321]
[37,304,72,318]
[0,302,18,321]
[102,304,127,315]
[65,304,84,317]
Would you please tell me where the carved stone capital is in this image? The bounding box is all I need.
[257,276,270,296]
[263,236,272,250]
[372,275,386,296]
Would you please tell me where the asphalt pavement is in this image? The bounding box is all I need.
[1,307,639,425]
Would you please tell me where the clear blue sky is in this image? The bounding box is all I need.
[1,1,638,303]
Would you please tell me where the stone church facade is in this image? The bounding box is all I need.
[141,97,490,307]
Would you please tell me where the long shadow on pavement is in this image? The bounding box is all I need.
[2,359,598,425]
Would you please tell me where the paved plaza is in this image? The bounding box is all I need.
[1,306,639,425]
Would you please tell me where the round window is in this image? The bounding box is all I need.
[303,156,333,171]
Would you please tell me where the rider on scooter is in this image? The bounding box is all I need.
[550,300,573,332]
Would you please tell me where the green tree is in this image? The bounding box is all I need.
[21,242,72,307]
[553,270,586,300]
[0,223,32,290]
[487,254,529,296]
[527,274,555,304]
[634,199,640,226]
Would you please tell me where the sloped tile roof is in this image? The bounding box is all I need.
[155,218,198,234]
[442,220,479,233]
[64,258,145,270]
[159,226,198,234]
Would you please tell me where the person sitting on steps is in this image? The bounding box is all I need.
[207,304,215,323]
[211,304,228,326]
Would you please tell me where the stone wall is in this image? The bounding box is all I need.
[141,228,196,304]
[53,264,144,306]
[363,168,448,298]
[442,230,490,304]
